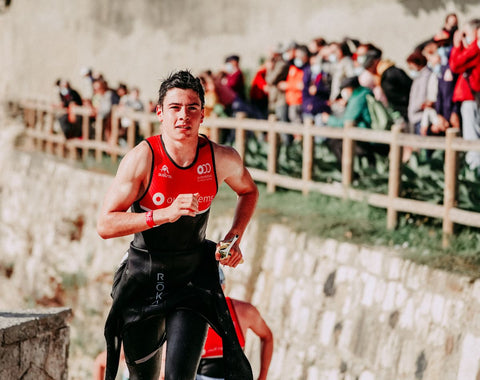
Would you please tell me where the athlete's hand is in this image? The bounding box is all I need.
[215,236,244,267]
[165,193,199,223]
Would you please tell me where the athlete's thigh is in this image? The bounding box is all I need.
[165,309,208,380]
[123,315,166,380]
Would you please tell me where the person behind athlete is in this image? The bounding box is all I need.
[97,70,258,380]
[196,268,274,380]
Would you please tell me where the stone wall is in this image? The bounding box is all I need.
[224,225,480,380]
[0,308,72,380]
[1,124,480,379]
[1,0,480,103]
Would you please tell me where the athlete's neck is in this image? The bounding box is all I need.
[161,134,199,167]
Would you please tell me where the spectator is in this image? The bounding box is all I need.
[199,70,222,118]
[321,76,373,129]
[54,79,83,139]
[328,41,355,105]
[223,55,246,101]
[357,45,388,106]
[442,13,459,45]
[249,59,269,119]
[90,78,119,143]
[433,33,460,131]
[307,37,327,57]
[116,83,129,104]
[449,19,480,172]
[265,44,290,122]
[375,56,412,127]
[119,86,145,144]
[406,50,432,135]
[321,76,387,166]
[302,50,330,125]
[278,44,309,125]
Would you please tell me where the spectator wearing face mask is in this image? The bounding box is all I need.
[223,55,246,101]
[406,50,433,135]
[327,41,355,104]
[265,44,290,122]
[356,45,388,106]
[302,52,331,126]
[321,76,372,129]
[277,44,310,126]
[449,18,480,172]
[321,76,388,167]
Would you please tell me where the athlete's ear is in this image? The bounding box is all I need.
[200,108,205,123]
[156,105,163,122]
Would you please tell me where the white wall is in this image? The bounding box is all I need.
[1,0,479,105]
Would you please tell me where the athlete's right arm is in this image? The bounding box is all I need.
[97,142,199,239]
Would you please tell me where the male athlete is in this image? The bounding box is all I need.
[97,70,258,380]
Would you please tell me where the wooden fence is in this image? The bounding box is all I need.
[19,99,480,246]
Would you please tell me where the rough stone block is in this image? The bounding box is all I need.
[359,248,383,276]
[361,274,376,307]
[456,333,480,380]
[2,318,38,344]
[431,294,445,324]
[45,327,69,380]
[20,333,50,373]
[359,370,375,380]
[336,242,358,264]
[399,299,415,329]
[387,256,404,280]
[320,310,336,346]
[382,282,397,311]
[0,343,20,369]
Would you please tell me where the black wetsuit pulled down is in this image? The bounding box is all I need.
[103,136,253,380]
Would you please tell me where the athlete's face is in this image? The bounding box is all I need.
[157,88,204,141]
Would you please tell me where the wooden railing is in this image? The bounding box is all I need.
[19,99,480,245]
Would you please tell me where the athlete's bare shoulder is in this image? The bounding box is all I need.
[211,142,244,184]
[116,140,152,182]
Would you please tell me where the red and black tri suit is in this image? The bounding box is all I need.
[104,135,252,380]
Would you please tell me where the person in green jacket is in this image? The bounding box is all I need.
[321,76,388,166]
[321,76,373,129]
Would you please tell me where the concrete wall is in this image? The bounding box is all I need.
[1,124,480,379]
[1,0,480,104]
[0,308,72,379]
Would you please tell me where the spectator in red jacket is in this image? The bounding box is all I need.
[449,19,480,172]
[249,62,269,119]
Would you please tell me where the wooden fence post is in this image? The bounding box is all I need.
[267,114,278,193]
[235,112,247,161]
[342,121,355,187]
[442,128,459,247]
[81,110,90,160]
[45,110,54,155]
[387,124,403,230]
[110,106,120,162]
[302,118,314,195]
[95,116,103,162]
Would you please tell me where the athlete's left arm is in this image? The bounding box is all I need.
[214,144,259,267]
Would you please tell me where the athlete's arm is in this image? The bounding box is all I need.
[97,142,199,239]
[234,300,274,380]
[214,144,259,267]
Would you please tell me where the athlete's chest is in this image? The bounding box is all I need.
[139,137,217,212]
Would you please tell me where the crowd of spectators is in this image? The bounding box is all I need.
[53,69,146,145]
[52,13,480,172]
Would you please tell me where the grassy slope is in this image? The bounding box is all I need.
[213,183,480,279]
